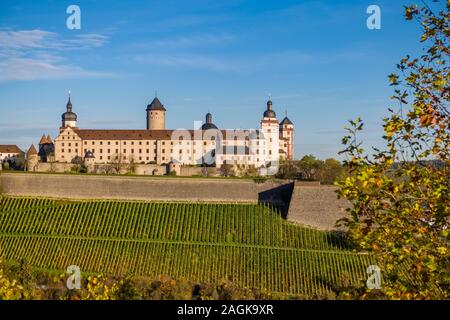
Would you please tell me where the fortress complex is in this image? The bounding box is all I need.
[44,94,294,174]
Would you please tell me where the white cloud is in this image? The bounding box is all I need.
[0,29,114,82]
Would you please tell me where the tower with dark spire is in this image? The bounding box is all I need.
[201,112,218,130]
[146,95,166,130]
[61,91,77,128]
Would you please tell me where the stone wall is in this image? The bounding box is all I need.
[0,173,350,230]
[286,181,350,230]
[0,173,290,205]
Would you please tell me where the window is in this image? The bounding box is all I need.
[100,141,103,145]
[68,149,71,153]
[139,156,142,160]
[124,142,126,145]
[92,141,95,145]
[162,157,165,161]
[100,156,103,160]
[146,149,149,153]
[108,141,111,145]
[269,150,272,155]
[100,149,103,153]
[116,142,119,145]
[123,149,126,153]
[75,149,78,153]
[69,143,71,147]
[139,142,142,145]
[75,143,78,147]
[84,141,87,145]
[146,157,149,161]
[62,143,65,147]
[131,149,134,154]
[131,142,134,145]
[146,142,149,145]
[162,141,165,145]
[108,156,111,160]
[62,149,65,153]
[139,149,142,154]
[108,149,111,153]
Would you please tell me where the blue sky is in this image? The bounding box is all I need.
[0,0,426,159]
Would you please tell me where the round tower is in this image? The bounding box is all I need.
[146,96,166,130]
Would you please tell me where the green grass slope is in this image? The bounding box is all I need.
[0,197,375,297]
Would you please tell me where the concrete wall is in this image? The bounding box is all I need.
[286,181,350,230]
[0,173,290,204]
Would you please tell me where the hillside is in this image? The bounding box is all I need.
[0,197,375,297]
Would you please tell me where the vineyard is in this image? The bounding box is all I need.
[0,197,376,297]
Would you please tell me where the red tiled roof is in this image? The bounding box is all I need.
[0,145,23,154]
[73,129,255,141]
[26,144,38,156]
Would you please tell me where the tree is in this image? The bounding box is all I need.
[276,159,299,179]
[220,164,235,177]
[127,155,138,174]
[110,153,125,174]
[336,1,449,299]
[297,155,323,180]
[319,158,346,185]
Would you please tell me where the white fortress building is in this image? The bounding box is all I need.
[53,94,294,174]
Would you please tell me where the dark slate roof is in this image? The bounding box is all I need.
[84,150,95,158]
[263,109,276,118]
[62,111,77,121]
[201,123,219,130]
[146,97,166,111]
[280,117,293,125]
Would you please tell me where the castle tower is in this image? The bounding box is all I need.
[260,100,279,167]
[146,96,166,130]
[26,144,39,172]
[61,92,77,128]
[201,112,218,130]
[279,114,294,160]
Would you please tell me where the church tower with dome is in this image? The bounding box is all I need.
[260,99,280,167]
[61,92,77,128]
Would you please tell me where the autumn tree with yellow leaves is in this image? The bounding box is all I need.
[337,1,449,299]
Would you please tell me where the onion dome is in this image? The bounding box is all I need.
[201,112,219,130]
[263,100,276,118]
[62,95,77,122]
[146,97,166,111]
[84,150,95,159]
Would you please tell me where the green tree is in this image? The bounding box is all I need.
[336,1,449,299]
[298,155,323,180]
[319,158,346,185]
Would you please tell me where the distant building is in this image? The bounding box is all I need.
[38,134,55,162]
[0,145,24,168]
[53,93,295,174]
